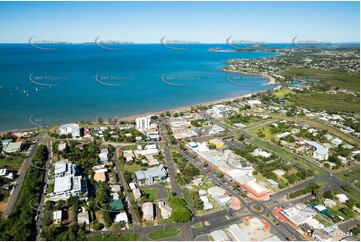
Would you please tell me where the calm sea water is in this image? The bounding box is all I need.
[0,44,282,131]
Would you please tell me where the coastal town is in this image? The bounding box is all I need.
[0,43,359,241]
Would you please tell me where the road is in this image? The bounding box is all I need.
[114,146,140,228]
[2,131,46,217]
[161,131,183,197]
[35,140,52,240]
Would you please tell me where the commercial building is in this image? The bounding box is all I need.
[4,142,23,153]
[50,160,87,200]
[209,138,224,148]
[304,140,329,161]
[210,230,229,241]
[136,116,151,131]
[229,224,249,241]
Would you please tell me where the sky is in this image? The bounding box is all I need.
[0,1,359,43]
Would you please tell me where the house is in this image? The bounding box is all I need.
[209,138,224,148]
[4,142,23,153]
[274,132,291,142]
[59,123,80,138]
[98,152,108,163]
[94,171,107,182]
[335,194,348,203]
[247,100,262,106]
[251,148,271,158]
[142,202,155,221]
[273,169,285,178]
[129,182,137,190]
[304,140,329,161]
[53,210,62,224]
[133,189,142,199]
[0,169,7,177]
[78,209,90,225]
[158,201,172,219]
[114,212,128,223]
[208,186,226,198]
[111,199,124,211]
[267,179,279,187]
[210,230,229,241]
[58,142,67,152]
[135,165,168,185]
[324,198,336,208]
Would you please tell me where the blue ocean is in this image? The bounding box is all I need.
[0,44,283,131]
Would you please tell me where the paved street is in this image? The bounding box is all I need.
[2,131,46,217]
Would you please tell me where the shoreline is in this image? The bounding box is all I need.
[114,85,282,122]
[0,85,282,134]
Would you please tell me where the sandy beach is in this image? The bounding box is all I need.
[114,84,281,122]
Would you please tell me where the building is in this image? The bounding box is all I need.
[209,138,224,148]
[94,171,107,182]
[158,201,172,219]
[114,212,128,223]
[249,217,265,230]
[208,186,226,198]
[304,140,329,161]
[136,116,151,131]
[229,224,249,241]
[59,123,80,138]
[135,165,168,185]
[50,161,87,200]
[78,209,90,225]
[280,205,317,226]
[324,198,336,208]
[267,179,279,188]
[133,188,142,199]
[272,169,285,178]
[241,180,272,200]
[335,194,349,203]
[4,142,23,153]
[142,202,155,221]
[58,142,67,152]
[53,210,62,224]
[274,132,291,142]
[251,148,272,158]
[210,230,229,241]
[111,199,124,211]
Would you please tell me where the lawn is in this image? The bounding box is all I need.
[0,156,25,170]
[87,233,139,241]
[191,222,203,228]
[121,145,138,150]
[250,126,280,140]
[314,214,331,227]
[121,163,143,173]
[141,188,157,202]
[148,228,180,240]
[273,89,296,98]
[337,168,360,182]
